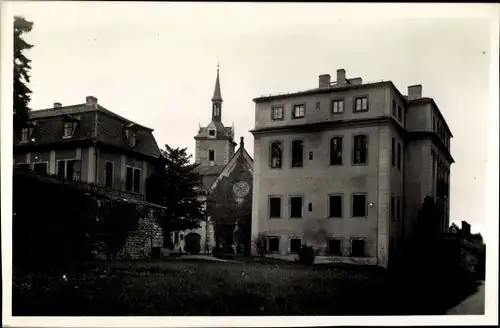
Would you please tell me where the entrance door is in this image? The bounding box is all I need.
[185,233,201,255]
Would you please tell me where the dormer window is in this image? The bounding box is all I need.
[63,122,75,138]
[209,129,215,137]
[124,123,138,147]
[129,131,136,147]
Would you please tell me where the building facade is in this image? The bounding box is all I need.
[13,96,162,200]
[250,69,454,267]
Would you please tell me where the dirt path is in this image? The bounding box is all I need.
[177,255,237,263]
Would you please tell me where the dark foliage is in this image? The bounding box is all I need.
[13,171,99,271]
[253,232,267,257]
[146,145,205,247]
[13,16,34,131]
[296,245,316,265]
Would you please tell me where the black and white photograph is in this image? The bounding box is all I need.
[1,1,498,326]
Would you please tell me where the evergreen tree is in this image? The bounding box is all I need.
[13,16,34,131]
[146,145,205,247]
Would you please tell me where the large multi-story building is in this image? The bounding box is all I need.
[13,96,162,200]
[250,69,453,267]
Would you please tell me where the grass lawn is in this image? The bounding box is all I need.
[12,258,478,316]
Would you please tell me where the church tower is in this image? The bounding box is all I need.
[194,64,236,167]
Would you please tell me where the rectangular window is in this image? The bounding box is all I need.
[397,142,401,170]
[328,239,342,255]
[397,106,402,122]
[332,100,344,113]
[308,203,312,212]
[126,167,141,192]
[268,236,280,253]
[272,107,284,120]
[392,100,397,117]
[433,116,436,131]
[58,160,66,178]
[292,104,305,118]
[290,196,303,218]
[63,122,74,137]
[105,161,114,188]
[33,162,47,175]
[57,160,81,180]
[291,140,304,168]
[208,150,215,161]
[353,135,368,164]
[21,128,29,142]
[309,152,313,160]
[352,194,367,217]
[269,197,281,218]
[316,102,320,111]
[391,196,396,220]
[290,238,302,254]
[330,137,343,165]
[396,197,401,221]
[126,167,133,191]
[351,239,366,257]
[133,168,141,193]
[329,195,342,218]
[391,138,396,167]
[354,96,368,112]
[209,129,215,136]
[174,232,179,244]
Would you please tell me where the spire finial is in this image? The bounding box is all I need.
[211,62,223,103]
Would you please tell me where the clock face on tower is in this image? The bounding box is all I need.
[233,181,250,198]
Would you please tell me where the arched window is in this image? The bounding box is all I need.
[270,141,282,169]
[291,140,304,168]
[330,137,343,165]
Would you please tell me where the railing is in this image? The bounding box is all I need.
[14,167,145,201]
[442,233,485,252]
[73,181,145,201]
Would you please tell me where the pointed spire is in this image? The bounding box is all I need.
[211,62,223,102]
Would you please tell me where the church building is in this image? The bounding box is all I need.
[171,65,253,254]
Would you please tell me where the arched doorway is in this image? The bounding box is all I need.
[185,233,201,255]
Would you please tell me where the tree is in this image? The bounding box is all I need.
[13,16,34,131]
[146,145,205,247]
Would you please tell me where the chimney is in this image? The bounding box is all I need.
[318,74,331,89]
[53,102,62,109]
[240,136,244,148]
[408,85,422,101]
[461,221,471,235]
[336,69,346,87]
[86,96,98,106]
[349,77,363,85]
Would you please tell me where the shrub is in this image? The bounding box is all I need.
[253,232,267,257]
[296,245,315,265]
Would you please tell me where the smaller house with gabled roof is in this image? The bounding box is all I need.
[14,96,161,199]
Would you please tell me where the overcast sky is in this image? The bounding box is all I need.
[4,2,498,238]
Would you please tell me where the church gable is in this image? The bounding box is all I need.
[206,149,253,228]
[208,145,253,195]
